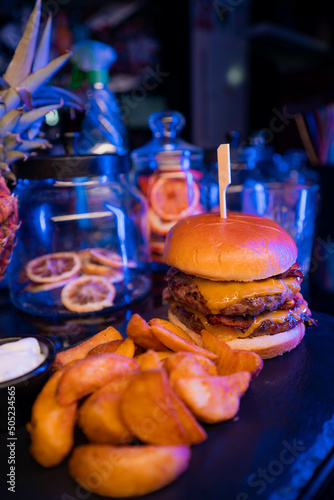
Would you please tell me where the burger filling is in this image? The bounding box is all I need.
[163,263,316,342]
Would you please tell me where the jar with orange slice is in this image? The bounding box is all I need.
[130,110,215,268]
[8,155,151,316]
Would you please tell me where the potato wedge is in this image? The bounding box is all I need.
[87,339,124,356]
[135,350,172,364]
[78,374,135,444]
[149,321,218,361]
[136,349,162,370]
[148,318,198,344]
[27,370,77,467]
[120,370,188,445]
[163,352,217,384]
[54,326,123,369]
[168,389,207,445]
[126,314,168,351]
[69,444,191,497]
[172,372,251,424]
[57,353,139,405]
[114,337,136,358]
[201,330,263,378]
[191,353,219,376]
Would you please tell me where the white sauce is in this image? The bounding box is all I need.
[0,337,46,383]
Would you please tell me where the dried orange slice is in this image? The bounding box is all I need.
[90,248,137,269]
[25,276,78,293]
[148,208,176,236]
[80,255,112,275]
[61,275,116,313]
[150,241,165,256]
[26,252,81,284]
[149,177,200,221]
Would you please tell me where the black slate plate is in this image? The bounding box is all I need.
[1,310,334,500]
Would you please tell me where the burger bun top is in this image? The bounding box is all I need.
[163,212,297,281]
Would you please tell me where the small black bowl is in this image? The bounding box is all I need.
[0,334,56,432]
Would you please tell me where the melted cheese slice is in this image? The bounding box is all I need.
[193,276,301,315]
[175,301,309,342]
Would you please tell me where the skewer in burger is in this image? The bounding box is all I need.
[162,212,316,359]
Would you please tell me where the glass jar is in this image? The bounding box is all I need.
[130,110,213,268]
[8,154,150,317]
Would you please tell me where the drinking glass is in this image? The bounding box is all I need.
[226,182,320,275]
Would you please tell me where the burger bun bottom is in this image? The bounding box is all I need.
[168,309,305,360]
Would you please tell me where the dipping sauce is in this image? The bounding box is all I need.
[0,338,46,383]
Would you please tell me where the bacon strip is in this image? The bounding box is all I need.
[275,262,304,279]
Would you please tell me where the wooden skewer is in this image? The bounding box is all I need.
[295,113,318,165]
[217,144,231,219]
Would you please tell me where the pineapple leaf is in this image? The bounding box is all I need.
[17,138,51,152]
[33,14,52,73]
[0,109,23,135]
[3,0,41,87]
[34,85,83,106]
[1,53,71,117]
[24,53,71,95]
[1,168,18,184]
[27,118,44,140]
[15,102,63,136]
[3,133,23,150]
[4,150,28,166]
[0,77,9,90]
[16,87,33,110]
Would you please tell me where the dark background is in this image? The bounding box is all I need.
[0,2,334,497]
[1,0,334,152]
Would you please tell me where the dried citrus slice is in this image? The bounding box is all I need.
[150,241,165,256]
[26,252,81,284]
[80,255,112,275]
[25,276,78,293]
[148,208,176,236]
[90,248,137,269]
[61,275,116,313]
[149,177,200,221]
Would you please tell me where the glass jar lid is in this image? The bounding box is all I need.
[12,154,130,180]
[130,110,203,170]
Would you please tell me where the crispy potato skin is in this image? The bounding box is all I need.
[172,372,251,424]
[149,322,218,361]
[168,389,207,445]
[163,352,218,385]
[57,353,139,405]
[114,337,136,358]
[135,349,162,370]
[201,330,263,378]
[68,444,191,497]
[87,340,124,356]
[54,326,123,369]
[126,314,167,351]
[120,370,187,445]
[27,370,77,467]
[77,374,135,445]
[120,369,206,446]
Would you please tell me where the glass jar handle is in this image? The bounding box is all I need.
[148,110,185,139]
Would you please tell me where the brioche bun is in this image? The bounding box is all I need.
[168,309,305,360]
[163,212,297,282]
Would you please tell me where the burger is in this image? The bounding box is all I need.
[162,212,316,359]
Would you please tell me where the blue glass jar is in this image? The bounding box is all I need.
[8,154,150,317]
[130,110,214,268]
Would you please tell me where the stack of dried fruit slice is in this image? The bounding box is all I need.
[147,176,204,262]
[24,248,135,313]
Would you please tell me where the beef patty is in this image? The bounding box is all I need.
[171,300,316,338]
[164,264,303,317]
